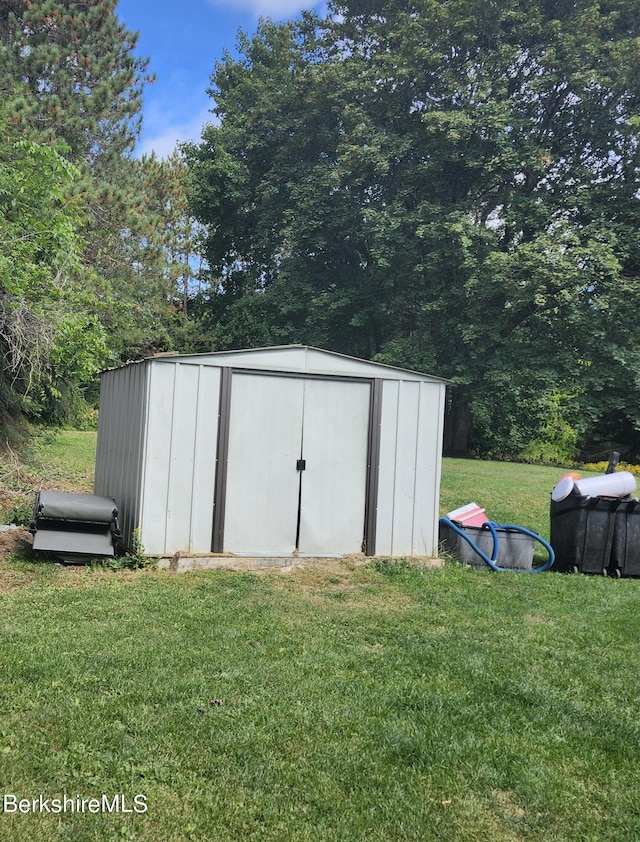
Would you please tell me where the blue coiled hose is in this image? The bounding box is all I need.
[439,517,555,573]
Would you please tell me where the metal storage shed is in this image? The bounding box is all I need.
[94,345,448,560]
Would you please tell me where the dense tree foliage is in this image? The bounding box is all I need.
[186,0,640,460]
[1,0,639,461]
[0,0,145,159]
[0,0,196,425]
[0,100,107,422]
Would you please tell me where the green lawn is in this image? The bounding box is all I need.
[0,434,638,840]
[440,457,600,540]
[0,429,96,523]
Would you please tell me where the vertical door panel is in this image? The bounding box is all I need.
[298,379,370,555]
[223,374,303,554]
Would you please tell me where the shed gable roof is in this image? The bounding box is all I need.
[150,345,449,384]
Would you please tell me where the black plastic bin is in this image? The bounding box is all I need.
[550,492,623,574]
[611,498,640,577]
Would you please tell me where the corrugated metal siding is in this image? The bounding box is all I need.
[139,362,220,555]
[94,362,149,550]
[374,380,445,557]
[412,382,445,555]
[391,381,421,556]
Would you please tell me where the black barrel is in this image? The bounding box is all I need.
[550,492,621,574]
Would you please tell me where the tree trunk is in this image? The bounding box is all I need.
[444,388,472,455]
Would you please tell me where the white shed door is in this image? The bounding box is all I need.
[297,379,370,555]
[222,373,370,555]
[223,374,304,554]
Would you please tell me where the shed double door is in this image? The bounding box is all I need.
[222,372,371,555]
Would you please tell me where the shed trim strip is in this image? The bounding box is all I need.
[364,378,383,556]
[211,366,232,553]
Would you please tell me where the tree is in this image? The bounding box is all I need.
[0,101,108,424]
[0,0,156,314]
[0,0,149,162]
[93,151,209,361]
[138,152,203,320]
[186,1,640,459]
[0,1,194,420]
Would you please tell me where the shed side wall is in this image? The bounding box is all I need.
[391,381,421,556]
[412,382,446,555]
[375,379,445,557]
[94,363,149,550]
[140,362,220,555]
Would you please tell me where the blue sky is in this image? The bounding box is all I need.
[116,0,326,158]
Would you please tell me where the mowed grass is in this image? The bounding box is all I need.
[22,429,97,494]
[440,457,601,539]
[0,429,97,521]
[0,434,639,840]
[2,565,640,841]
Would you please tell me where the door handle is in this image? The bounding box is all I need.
[296,459,306,471]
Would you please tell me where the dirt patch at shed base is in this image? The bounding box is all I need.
[157,551,444,575]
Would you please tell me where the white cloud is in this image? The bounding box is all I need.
[136,105,214,159]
